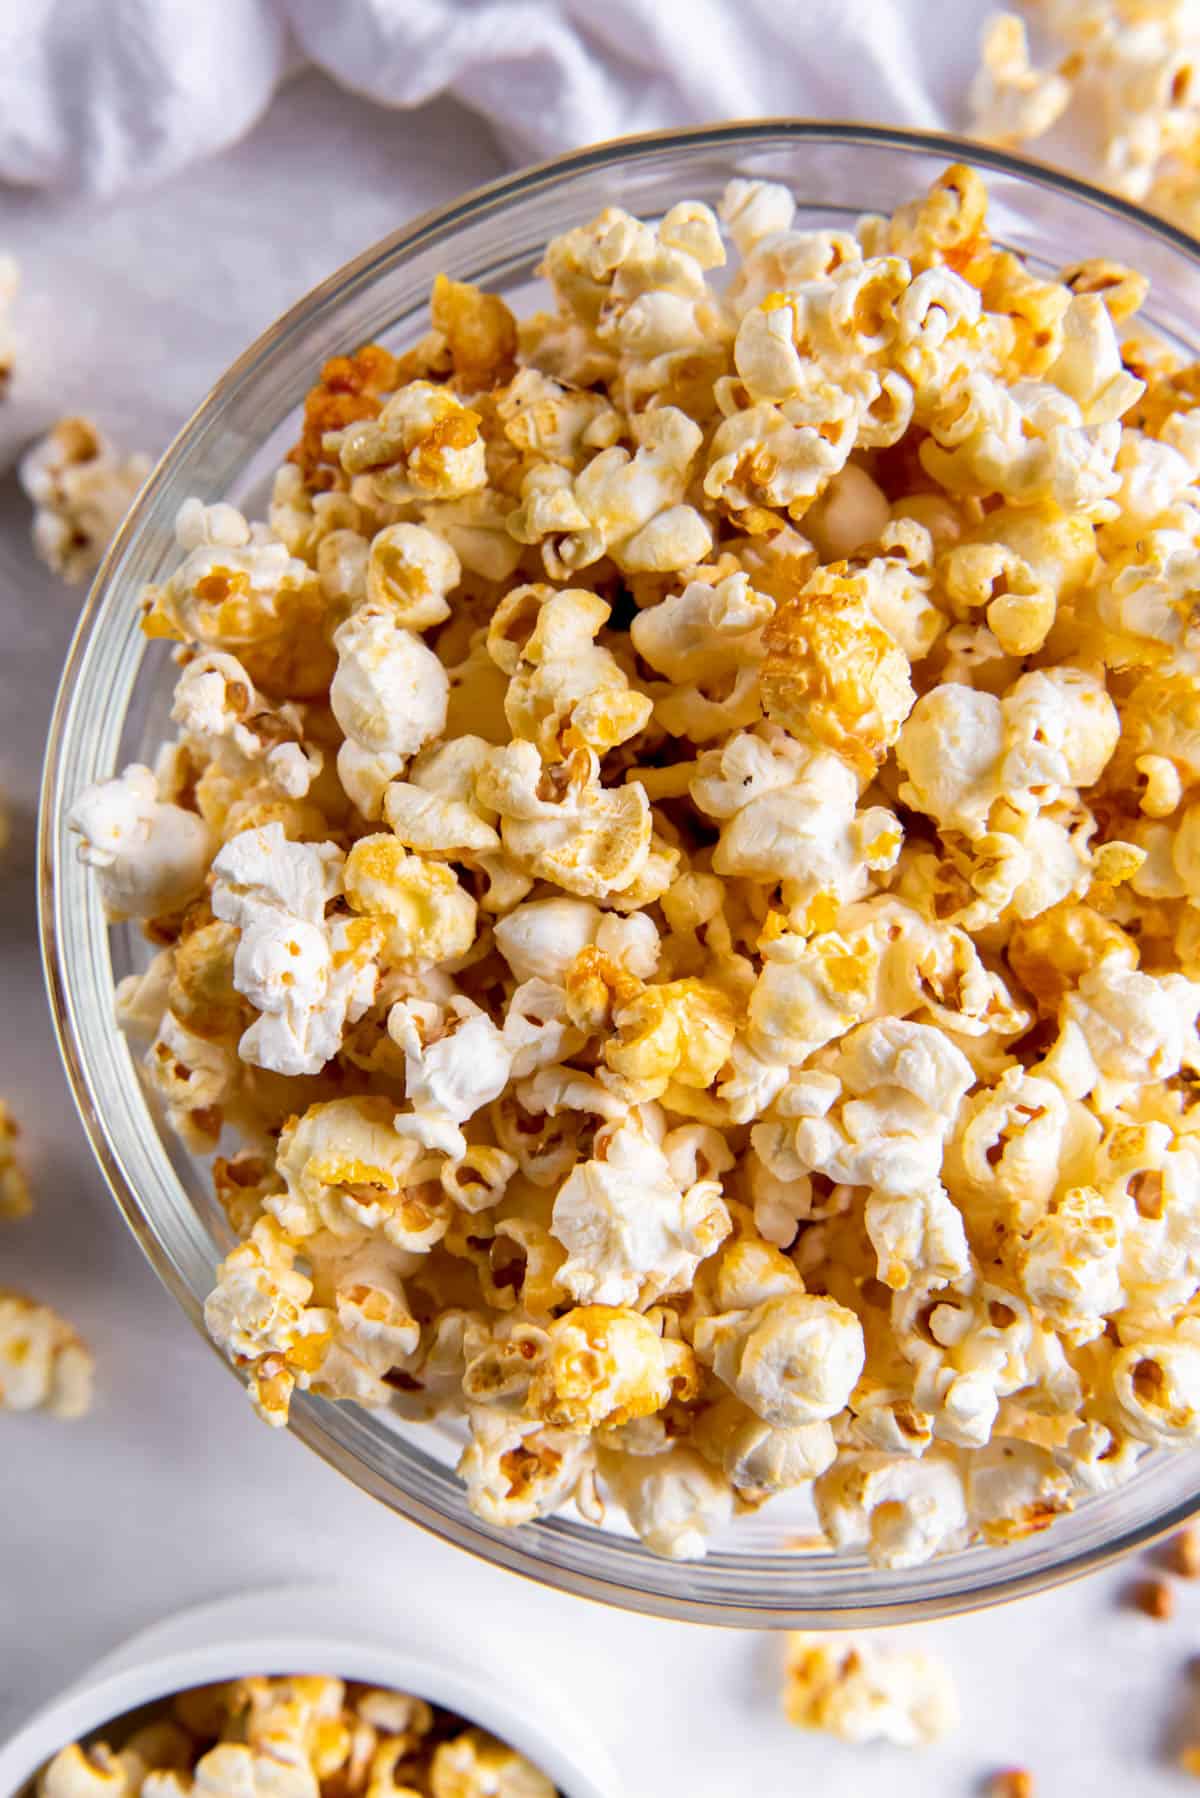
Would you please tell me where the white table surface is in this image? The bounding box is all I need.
[0,68,1196,1798]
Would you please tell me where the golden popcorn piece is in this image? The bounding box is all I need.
[761,575,915,778]
[528,1304,698,1432]
[430,273,518,391]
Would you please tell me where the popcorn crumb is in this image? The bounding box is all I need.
[783,1631,958,1747]
[20,416,151,584]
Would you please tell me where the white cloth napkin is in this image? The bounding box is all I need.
[0,0,991,195]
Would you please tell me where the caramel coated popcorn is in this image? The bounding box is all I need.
[38,1674,557,1797]
[70,163,1200,1563]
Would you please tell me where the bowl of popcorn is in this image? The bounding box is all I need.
[0,1598,608,1798]
[41,121,1200,1624]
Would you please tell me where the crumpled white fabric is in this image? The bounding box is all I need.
[0,0,989,195]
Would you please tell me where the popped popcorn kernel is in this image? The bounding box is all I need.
[783,1630,959,1747]
[0,1291,93,1418]
[20,416,150,584]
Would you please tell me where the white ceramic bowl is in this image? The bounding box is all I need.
[0,1589,618,1798]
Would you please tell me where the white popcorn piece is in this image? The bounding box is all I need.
[783,1630,960,1747]
[477,740,653,900]
[969,12,1073,147]
[458,1406,595,1526]
[489,582,652,759]
[69,763,213,920]
[331,605,449,819]
[696,1289,865,1427]
[551,1113,730,1308]
[0,1291,93,1419]
[597,1443,734,1559]
[508,405,710,576]
[387,994,512,1156]
[20,416,150,584]
[211,824,380,1077]
[814,1449,970,1569]
[172,651,321,798]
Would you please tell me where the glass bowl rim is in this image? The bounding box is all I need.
[38,118,1200,1627]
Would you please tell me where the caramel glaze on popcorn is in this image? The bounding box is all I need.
[69,160,1200,1565]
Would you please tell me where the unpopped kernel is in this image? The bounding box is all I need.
[70,163,1200,1566]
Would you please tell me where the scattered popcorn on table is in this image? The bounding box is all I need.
[0,1291,93,1418]
[37,1675,558,1797]
[782,1631,959,1748]
[0,1099,31,1219]
[19,416,151,584]
[67,159,1200,1562]
[971,4,1200,234]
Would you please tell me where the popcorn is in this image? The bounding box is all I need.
[596,1443,734,1559]
[20,416,150,584]
[0,253,15,394]
[0,1100,32,1218]
[760,574,915,778]
[211,824,381,1077]
[550,1114,730,1308]
[430,1729,555,1798]
[509,405,710,576]
[331,605,449,818]
[344,835,477,970]
[143,501,332,700]
[488,583,652,759]
[339,380,487,502]
[695,1289,865,1427]
[0,1291,94,1418]
[42,1675,554,1798]
[387,993,512,1156]
[969,14,1072,148]
[528,1304,697,1431]
[77,162,1200,1563]
[458,1406,595,1526]
[69,763,213,921]
[783,1630,959,1747]
[477,741,652,899]
[814,1450,970,1569]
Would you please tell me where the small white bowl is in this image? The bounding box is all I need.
[0,1588,618,1798]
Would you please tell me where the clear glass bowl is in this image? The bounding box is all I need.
[40,122,1200,1627]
